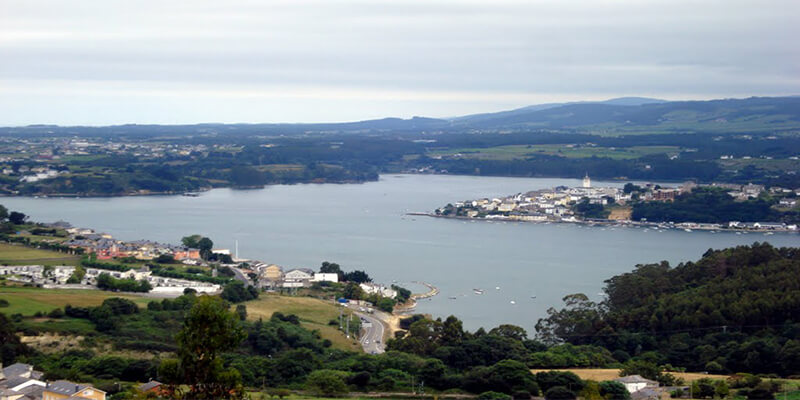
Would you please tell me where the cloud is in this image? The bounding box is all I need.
[0,0,798,125]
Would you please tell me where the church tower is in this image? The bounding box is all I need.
[582,173,591,188]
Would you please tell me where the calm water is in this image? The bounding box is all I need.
[2,174,797,333]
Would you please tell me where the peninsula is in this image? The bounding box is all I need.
[425,176,799,232]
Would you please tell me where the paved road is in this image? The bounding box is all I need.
[229,266,252,287]
[354,311,386,354]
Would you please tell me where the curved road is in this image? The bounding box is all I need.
[354,311,386,354]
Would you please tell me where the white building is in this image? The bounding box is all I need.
[359,283,397,299]
[283,268,314,288]
[313,273,339,283]
[614,375,659,393]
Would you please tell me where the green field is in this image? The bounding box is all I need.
[244,294,361,351]
[0,242,80,266]
[0,286,150,316]
[429,144,681,160]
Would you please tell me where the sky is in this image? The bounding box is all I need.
[1,0,798,126]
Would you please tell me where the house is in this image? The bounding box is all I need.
[615,375,659,393]
[359,283,397,299]
[282,268,314,288]
[630,387,670,400]
[137,380,165,396]
[0,376,46,393]
[0,388,24,400]
[779,198,797,207]
[2,363,43,381]
[260,264,284,281]
[42,380,105,400]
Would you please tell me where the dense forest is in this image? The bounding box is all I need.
[631,187,799,223]
[535,243,800,376]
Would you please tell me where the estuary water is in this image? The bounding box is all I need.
[2,174,797,333]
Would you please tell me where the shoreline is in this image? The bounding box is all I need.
[409,212,799,233]
[394,281,439,314]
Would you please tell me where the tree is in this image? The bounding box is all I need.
[198,237,214,260]
[691,379,716,399]
[0,204,8,221]
[159,296,246,399]
[489,324,528,341]
[545,386,576,400]
[714,380,729,398]
[235,304,247,321]
[479,392,512,400]
[578,381,603,400]
[155,254,176,264]
[598,381,630,400]
[343,270,372,283]
[619,360,661,381]
[182,234,203,248]
[342,283,364,300]
[8,211,26,225]
[305,369,348,397]
[0,313,30,365]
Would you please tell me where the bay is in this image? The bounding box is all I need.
[2,174,797,333]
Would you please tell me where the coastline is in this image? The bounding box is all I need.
[409,212,799,233]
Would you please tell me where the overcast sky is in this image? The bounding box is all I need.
[1,0,798,125]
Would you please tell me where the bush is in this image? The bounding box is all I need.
[545,386,577,400]
[306,369,349,397]
[512,390,532,399]
[478,391,512,400]
[599,381,630,400]
[47,308,65,318]
[0,299,9,307]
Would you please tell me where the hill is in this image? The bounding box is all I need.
[535,243,800,376]
[454,96,800,133]
[2,96,798,136]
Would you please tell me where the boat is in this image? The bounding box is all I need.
[510,300,516,305]
[495,286,500,290]
[530,295,537,299]
[473,289,484,295]
[448,296,457,300]
[182,192,200,197]
[684,228,692,232]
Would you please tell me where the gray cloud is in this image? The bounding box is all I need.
[0,0,798,125]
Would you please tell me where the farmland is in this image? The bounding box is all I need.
[428,144,682,161]
[0,242,80,266]
[0,285,150,316]
[243,294,362,351]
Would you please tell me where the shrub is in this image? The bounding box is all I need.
[545,386,577,400]
[478,391,512,400]
[512,390,532,399]
[48,308,65,318]
[306,369,349,397]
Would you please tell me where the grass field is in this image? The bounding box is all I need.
[529,369,730,383]
[244,294,361,352]
[0,286,150,316]
[0,242,80,266]
[429,145,681,161]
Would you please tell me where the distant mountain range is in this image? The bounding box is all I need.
[3,96,800,136]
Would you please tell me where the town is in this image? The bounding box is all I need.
[1,222,401,302]
[430,175,799,232]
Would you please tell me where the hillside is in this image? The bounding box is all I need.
[2,96,799,136]
[535,243,800,376]
[454,97,800,133]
